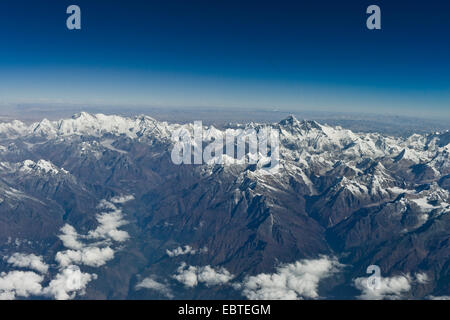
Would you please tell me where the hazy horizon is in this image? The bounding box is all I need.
[1,103,449,138]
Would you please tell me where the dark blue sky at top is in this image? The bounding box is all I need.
[0,0,449,118]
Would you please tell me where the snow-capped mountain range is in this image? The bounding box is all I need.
[0,112,448,300]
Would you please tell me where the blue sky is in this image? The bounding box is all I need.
[0,0,449,118]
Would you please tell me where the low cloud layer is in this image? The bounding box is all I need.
[1,196,132,300]
[353,275,412,300]
[415,272,429,284]
[87,209,129,242]
[56,247,115,268]
[6,253,49,274]
[43,266,97,301]
[110,195,135,204]
[58,224,84,250]
[136,276,173,298]
[239,256,342,300]
[0,271,44,300]
[428,295,450,300]
[353,272,433,300]
[173,263,234,287]
[56,198,130,269]
[0,263,98,301]
[166,245,208,257]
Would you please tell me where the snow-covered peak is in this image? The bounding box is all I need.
[71,111,95,121]
[30,118,56,137]
[20,159,68,175]
[278,116,323,133]
[26,112,168,139]
[0,112,446,180]
[394,148,424,163]
[278,115,301,127]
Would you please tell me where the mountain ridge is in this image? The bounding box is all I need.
[0,112,448,300]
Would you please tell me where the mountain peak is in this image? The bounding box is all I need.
[279,115,300,126]
[279,116,324,134]
[299,119,322,131]
[20,159,67,175]
[72,111,96,121]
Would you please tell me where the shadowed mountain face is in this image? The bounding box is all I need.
[0,112,448,300]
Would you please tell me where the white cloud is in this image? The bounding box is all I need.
[0,266,97,301]
[166,245,208,257]
[353,274,412,300]
[136,276,173,298]
[43,265,97,300]
[167,245,195,257]
[6,253,49,274]
[173,264,198,287]
[197,265,234,286]
[240,256,342,300]
[55,247,115,268]
[110,195,135,204]
[87,210,129,242]
[0,271,44,300]
[1,197,132,300]
[55,197,130,270]
[97,199,118,210]
[44,197,131,299]
[173,263,234,287]
[428,295,450,300]
[415,272,429,284]
[58,224,84,250]
[0,291,14,300]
